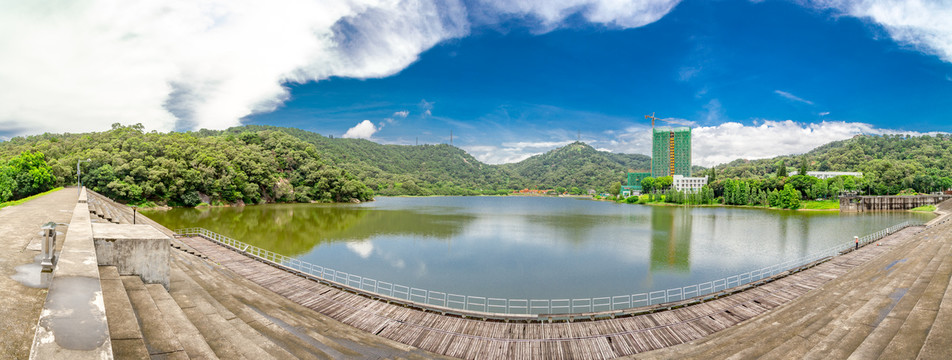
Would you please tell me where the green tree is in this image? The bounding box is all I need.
[776,160,788,178]
[5,151,55,200]
[641,177,656,193]
[655,176,673,191]
[786,175,817,198]
[780,184,802,209]
[609,181,621,196]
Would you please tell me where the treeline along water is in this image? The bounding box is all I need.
[144,197,934,300]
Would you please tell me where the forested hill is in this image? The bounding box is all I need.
[207,126,648,195]
[716,134,952,194]
[500,142,651,191]
[201,125,521,196]
[0,124,373,205]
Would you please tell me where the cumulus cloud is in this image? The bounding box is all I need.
[0,0,472,136]
[393,110,409,118]
[804,0,952,62]
[691,120,879,166]
[342,119,378,139]
[0,0,680,138]
[774,90,815,105]
[477,0,682,30]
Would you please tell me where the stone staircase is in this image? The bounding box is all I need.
[100,244,433,359]
[644,208,952,359]
[98,254,312,359]
[89,189,438,359]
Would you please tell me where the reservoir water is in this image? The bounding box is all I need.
[143,196,933,300]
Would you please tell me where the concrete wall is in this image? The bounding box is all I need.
[30,193,113,359]
[840,195,952,212]
[92,224,170,290]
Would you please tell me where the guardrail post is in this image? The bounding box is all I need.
[40,222,58,272]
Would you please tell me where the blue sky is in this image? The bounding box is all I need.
[2,0,951,165]
[248,0,952,165]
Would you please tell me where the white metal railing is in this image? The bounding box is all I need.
[174,220,921,317]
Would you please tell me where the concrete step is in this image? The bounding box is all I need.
[173,255,323,359]
[122,275,189,359]
[832,232,941,357]
[846,237,952,359]
[172,255,295,359]
[99,266,151,359]
[171,285,245,359]
[800,234,944,359]
[710,228,939,360]
[879,238,952,359]
[145,283,218,359]
[918,252,952,359]
[170,263,268,359]
[800,265,917,360]
[709,230,938,360]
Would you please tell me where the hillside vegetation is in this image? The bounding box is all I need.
[500,142,650,191]
[204,126,520,196]
[0,124,373,206]
[197,126,645,195]
[715,134,952,195]
[4,125,949,207]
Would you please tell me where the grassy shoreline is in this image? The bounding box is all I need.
[610,198,841,211]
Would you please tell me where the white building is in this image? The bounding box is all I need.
[672,175,708,192]
[787,171,863,179]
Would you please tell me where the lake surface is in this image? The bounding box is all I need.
[143,196,933,300]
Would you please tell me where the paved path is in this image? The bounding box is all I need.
[0,189,76,359]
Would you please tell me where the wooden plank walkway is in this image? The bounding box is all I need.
[178,225,928,360]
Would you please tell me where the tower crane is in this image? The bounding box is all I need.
[645,113,693,128]
[645,112,660,128]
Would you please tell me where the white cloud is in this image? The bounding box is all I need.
[419,99,434,117]
[0,0,680,138]
[607,120,939,167]
[464,119,946,168]
[774,90,815,105]
[346,240,374,258]
[393,110,409,118]
[478,0,682,30]
[342,120,378,139]
[804,0,952,62]
[0,0,471,136]
[819,111,831,116]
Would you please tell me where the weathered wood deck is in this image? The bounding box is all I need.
[178,225,927,359]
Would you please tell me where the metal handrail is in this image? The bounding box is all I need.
[174,220,921,316]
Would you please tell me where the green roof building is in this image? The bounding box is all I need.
[651,127,692,178]
[621,171,651,197]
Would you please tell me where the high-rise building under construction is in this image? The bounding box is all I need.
[651,127,692,178]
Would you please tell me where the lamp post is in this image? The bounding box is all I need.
[77,158,91,195]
